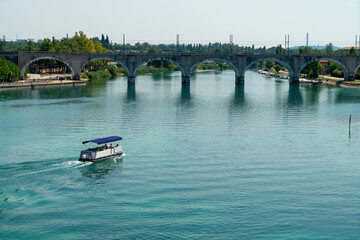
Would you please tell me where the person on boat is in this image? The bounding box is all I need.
[105,143,108,149]
[110,143,113,148]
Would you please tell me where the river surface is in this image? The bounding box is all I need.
[0,70,359,239]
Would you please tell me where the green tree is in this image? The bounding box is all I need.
[27,39,35,51]
[349,47,356,54]
[0,57,20,81]
[149,60,163,68]
[265,60,275,70]
[302,61,323,78]
[299,46,312,54]
[148,46,161,53]
[274,64,282,73]
[39,38,54,51]
[325,43,333,54]
[276,45,284,54]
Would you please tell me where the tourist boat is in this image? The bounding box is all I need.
[79,136,123,162]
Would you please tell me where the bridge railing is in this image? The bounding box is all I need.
[2,51,358,58]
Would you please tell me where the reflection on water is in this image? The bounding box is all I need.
[80,157,123,184]
[126,84,136,101]
[334,88,360,103]
[234,85,245,105]
[302,84,322,105]
[181,84,191,101]
[287,84,303,106]
[1,70,360,239]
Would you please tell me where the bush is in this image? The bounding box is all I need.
[356,69,360,80]
[105,64,117,76]
[83,70,111,80]
[0,57,20,82]
[301,61,323,78]
[332,69,344,78]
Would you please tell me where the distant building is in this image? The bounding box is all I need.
[319,60,329,71]
[16,39,27,43]
[201,60,216,64]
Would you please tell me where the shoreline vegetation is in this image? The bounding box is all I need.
[0,73,87,90]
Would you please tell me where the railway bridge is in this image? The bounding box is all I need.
[1,51,359,84]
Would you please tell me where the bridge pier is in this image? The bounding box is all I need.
[235,76,244,85]
[128,76,136,84]
[345,74,355,81]
[289,76,300,84]
[73,73,81,80]
[182,76,190,84]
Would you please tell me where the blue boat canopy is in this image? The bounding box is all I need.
[82,136,123,145]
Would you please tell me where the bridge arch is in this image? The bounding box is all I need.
[354,64,360,77]
[21,57,74,79]
[80,57,129,76]
[190,58,240,77]
[297,58,349,79]
[244,58,294,78]
[133,57,185,77]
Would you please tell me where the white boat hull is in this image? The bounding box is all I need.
[79,146,123,162]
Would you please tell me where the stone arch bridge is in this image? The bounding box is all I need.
[1,51,359,84]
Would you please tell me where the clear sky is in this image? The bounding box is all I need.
[0,0,359,47]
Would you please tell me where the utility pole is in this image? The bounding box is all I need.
[66,33,69,53]
[123,34,125,52]
[176,34,179,52]
[287,34,290,54]
[306,33,309,47]
[284,34,289,54]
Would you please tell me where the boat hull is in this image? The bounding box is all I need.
[79,152,123,162]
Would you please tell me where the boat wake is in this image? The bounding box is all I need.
[53,160,93,169]
[0,159,93,182]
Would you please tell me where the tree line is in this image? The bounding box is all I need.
[1,32,359,55]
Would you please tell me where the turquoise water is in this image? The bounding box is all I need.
[0,70,359,239]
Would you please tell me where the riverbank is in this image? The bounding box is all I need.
[0,78,87,90]
[321,77,360,88]
[257,70,360,88]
